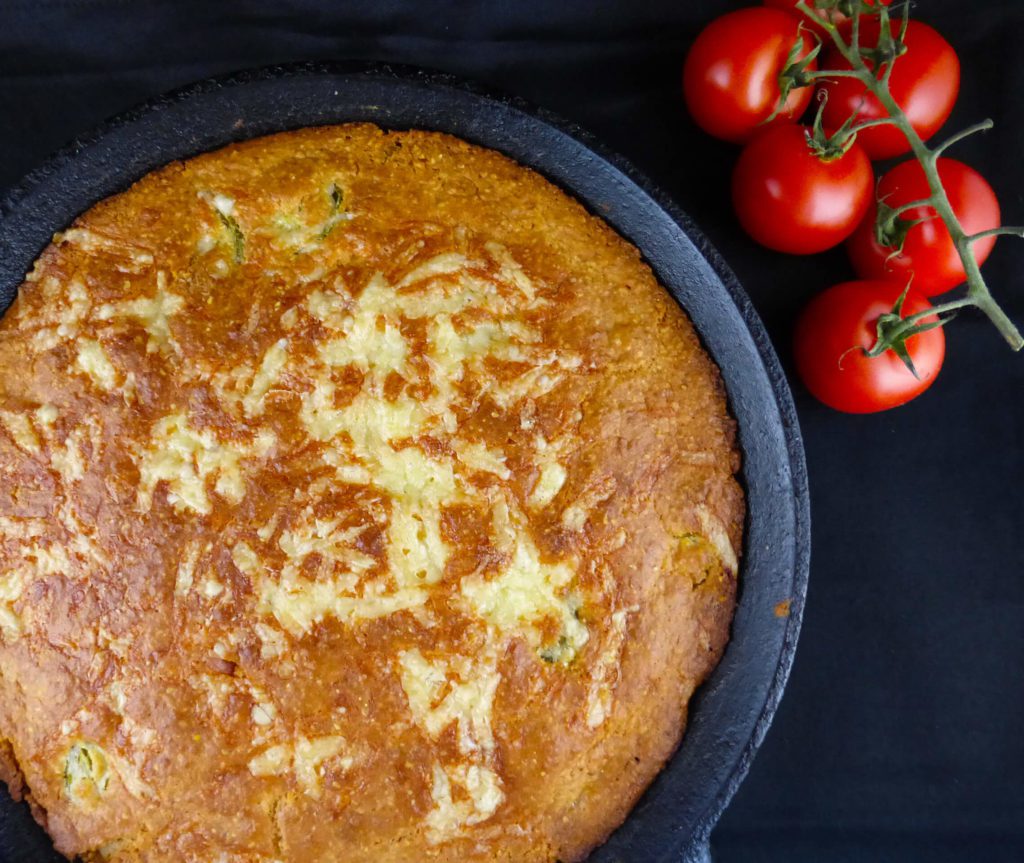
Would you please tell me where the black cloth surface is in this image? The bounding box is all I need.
[1,2,1022,861]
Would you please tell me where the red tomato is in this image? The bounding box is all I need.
[683,8,817,143]
[817,19,960,159]
[732,123,874,254]
[794,280,945,413]
[847,158,1000,296]
[763,0,890,31]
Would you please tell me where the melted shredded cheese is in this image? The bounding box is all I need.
[135,413,273,515]
[75,339,118,392]
[96,272,184,353]
[425,762,505,842]
[584,607,637,728]
[399,648,500,756]
[696,505,739,574]
[462,499,588,661]
[248,735,352,798]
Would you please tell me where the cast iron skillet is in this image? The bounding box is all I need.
[0,63,810,863]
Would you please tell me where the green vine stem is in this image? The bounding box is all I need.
[795,0,1024,352]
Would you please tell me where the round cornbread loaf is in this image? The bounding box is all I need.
[0,125,742,862]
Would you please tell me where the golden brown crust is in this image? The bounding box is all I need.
[0,124,742,862]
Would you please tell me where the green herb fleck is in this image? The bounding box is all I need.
[319,182,349,239]
[63,741,110,797]
[677,532,703,548]
[217,211,245,264]
[539,635,575,665]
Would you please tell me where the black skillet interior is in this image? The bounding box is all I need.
[0,64,810,863]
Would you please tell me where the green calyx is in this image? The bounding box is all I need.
[769,30,822,124]
[856,5,909,69]
[805,126,853,162]
[864,285,952,378]
[873,199,926,255]
[805,91,858,161]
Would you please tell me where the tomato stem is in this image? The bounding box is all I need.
[806,69,868,81]
[902,296,975,325]
[845,116,901,135]
[883,3,912,88]
[889,196,936,217]
[850,1,862,54]
[931,119,994,157]
[795,0,1024,352]
[968,226,1024,243]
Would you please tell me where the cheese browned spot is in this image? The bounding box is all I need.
[0,125,742,863]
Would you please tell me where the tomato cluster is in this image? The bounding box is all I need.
[683,1,1002,413]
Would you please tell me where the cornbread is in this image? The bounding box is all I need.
[0,124,743,862]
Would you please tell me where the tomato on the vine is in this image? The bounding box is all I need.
[683,7,817,143]
[794,280,945,413]
[848,158,1000,296]
[732,123,873,254]
[817,19,960,159]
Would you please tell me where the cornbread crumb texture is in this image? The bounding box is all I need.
[0,125,742,863]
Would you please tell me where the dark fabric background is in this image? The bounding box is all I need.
[1,2,1022,861]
